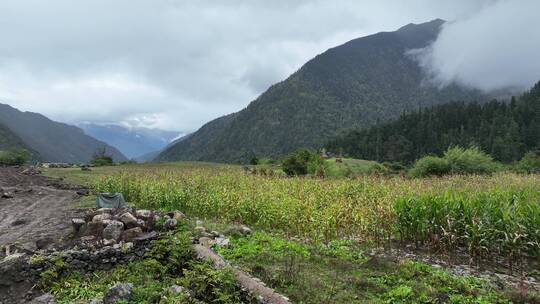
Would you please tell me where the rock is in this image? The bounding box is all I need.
[103,283,134,304]
[119,212,138,228]
[195,220,204,226]
[239,225,252,235]
[136,219,146,230]
[96,208,113,214]
[169,284,186,294]
[172,210,187,221]
[85,221,105,236]
[72,218,87,235]
[10,218,28,226]
[122,227,143,241]
[194,226,206,235]
[30,293,56,303]
[210,231,220,237]
[1,192,13,199]
[135,209,152,220]
[81,166,91,171]
[199,237,215,248]
[92,213,112,223]
[36,238,54,250]
[164,218,177,230]
[88,299,103,304]
[215,237,230,247]
[103,239,116,246]
[102,220,124,241]
[76,189,90,195]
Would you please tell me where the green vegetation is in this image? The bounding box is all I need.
[44,162,540,302]
[282,149,326,176]
[327,82,540,164]
[45,230,246,304]
[0,148,30,165]
[87,165,540,266]
[216,231,529,303]
[324,157,384,177]
[409,146,498,177]
[514,151,540,173]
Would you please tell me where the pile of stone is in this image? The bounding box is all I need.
[72,208,184,246]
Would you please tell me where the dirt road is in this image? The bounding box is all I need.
[0,167,84,253]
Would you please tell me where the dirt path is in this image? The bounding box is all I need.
[0,167,84,253]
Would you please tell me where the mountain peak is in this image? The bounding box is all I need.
[397,18,445,32]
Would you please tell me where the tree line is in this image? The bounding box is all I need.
[326,82,540,164]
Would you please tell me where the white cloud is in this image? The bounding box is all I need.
[0,0,493,131]
[412,0,540,92]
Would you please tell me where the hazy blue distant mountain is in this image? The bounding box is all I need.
[79,123,182,159]
[158,19,486,163]
[0,103,127,163]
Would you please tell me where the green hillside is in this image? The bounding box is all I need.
[326,82,540,163]
[158,19,485,163]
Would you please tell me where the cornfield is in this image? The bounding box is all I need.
[93,167,540,263]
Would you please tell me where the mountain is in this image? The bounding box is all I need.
[326,81,540,163]
[0,123,28,151]
[158,19,485,163]
[79,123,182,159]
[135,133,191,162]
[0,103,127,163]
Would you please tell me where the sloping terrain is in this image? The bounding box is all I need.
[0,123,26,151]
[158,19,485,163]
[0,104,127,163]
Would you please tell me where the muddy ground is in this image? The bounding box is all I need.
[0,166,86,254]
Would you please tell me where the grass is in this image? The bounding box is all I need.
[215,231,533,304]
[43,161,540,302]
[324,157,381,177]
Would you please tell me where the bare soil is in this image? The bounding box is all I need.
[0,166,86,254]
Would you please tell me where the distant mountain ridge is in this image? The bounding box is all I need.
[0,103,127,163]
[79,123,182,159]
[158,19,486,163]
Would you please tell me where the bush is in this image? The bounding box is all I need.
[443,146,498,175]
[0,148,30,165]
[409,146,499,178]
[408,156,450,178]
[514,152,540,173]
[282,149,327,176]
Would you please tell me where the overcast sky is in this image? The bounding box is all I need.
[0,0,535,132]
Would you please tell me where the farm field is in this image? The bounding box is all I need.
[44,162,540,303]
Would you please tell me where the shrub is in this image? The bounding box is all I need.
[514,152,540,174]
[0,148,30,165]
[443,146,498,175]
[282,149,327,176]
[408,156,450,178]
[409,147,499,178]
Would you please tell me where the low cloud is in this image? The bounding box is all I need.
[412,0,540,92]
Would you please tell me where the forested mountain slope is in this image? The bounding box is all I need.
[158,19,484,163]
[0,103,127,163]
[326,82,540,163]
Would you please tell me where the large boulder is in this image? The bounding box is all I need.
[102,221,124,241]
[135,209,152,221]
[92,213,112,223]
[119,212,138,229]
[103,283,133,304]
